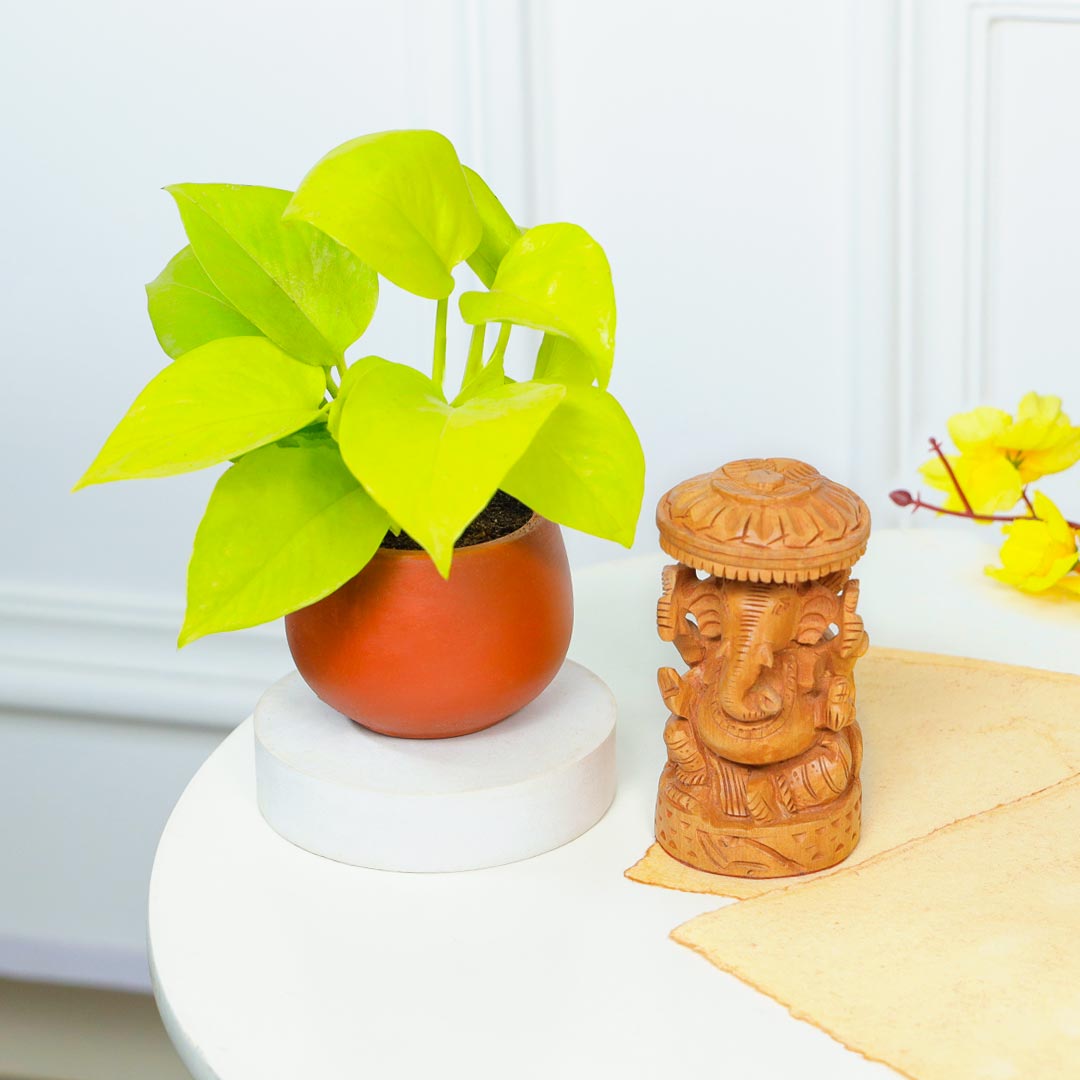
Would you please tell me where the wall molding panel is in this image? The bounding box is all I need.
[965,3,1080,408]
[0,585,290,731]
[898,0,1080,485]
[0,587,288,991]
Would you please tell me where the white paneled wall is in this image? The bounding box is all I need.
[2,0,1079,989]
[532,0,870,563]
[902,1,1080,506]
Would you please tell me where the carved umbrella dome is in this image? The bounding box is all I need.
[656,458,871,584]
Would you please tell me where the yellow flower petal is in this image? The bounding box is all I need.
[1031,492,1076,548]
[985,564,1025,587]
[1020,551,1080,592]
[997,393,1080,477]
[987,493,1079,594]
[1057,573,1080,597]
[959,455,1023,515]
[918,455,955,495]
[996,520,1048,576]
[986,555,1077,593]
[948,406,1011,453]
[1020,432,1080,481]
[1014,391,1061,431]
[918,455,976,515]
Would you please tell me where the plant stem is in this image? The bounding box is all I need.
[891,491,1080,531]
[488,322,511,371]
[929,437,974,515]
[432,298,448,390]
[325,366,339,399]
[464,324,486,384]
[1021,488,1037,517]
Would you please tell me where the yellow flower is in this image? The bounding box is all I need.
[919,393,1080,515]
[948,405,1012,453]
[999,393,1080,481]
[985,493,1080,596]
[919,451,1022,516]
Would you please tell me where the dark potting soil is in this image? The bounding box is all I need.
[379,491,534,551]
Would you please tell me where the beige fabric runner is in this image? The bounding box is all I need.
[673,773,1080,1080]
[627,648,1080,899]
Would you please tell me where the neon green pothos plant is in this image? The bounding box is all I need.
[76,130,645,645]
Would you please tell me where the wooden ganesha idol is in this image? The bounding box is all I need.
[654,459,871,878]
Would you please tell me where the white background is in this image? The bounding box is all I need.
[2,0,1080,990]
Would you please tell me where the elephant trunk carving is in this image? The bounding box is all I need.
[720,657,780,722]
[718,584,786,723]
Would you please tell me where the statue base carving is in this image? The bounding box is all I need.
[655,723,863,878]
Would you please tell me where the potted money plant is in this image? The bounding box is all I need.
[76,130,645,738]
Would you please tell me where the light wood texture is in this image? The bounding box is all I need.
[654,460,870,876]
[673,772,1080,1080]
[656,459,870,583]
[631,647,1080,897]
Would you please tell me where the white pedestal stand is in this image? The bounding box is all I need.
[253,660,616,872]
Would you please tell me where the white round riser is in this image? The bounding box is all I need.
[253,661,617,872]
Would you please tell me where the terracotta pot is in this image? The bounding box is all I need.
[285,514,574,739]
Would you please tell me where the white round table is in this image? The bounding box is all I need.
[149,529,1080,1080]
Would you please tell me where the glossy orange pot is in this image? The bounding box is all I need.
[285,515,574,738]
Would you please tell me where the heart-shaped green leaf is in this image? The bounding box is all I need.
[336,357,564,575]
[459,223,616,388]
[167,184,378,366]
[326,355,384,441]
[533,334,597,387]
[74,337,327,488]
[284,131,482,300]
[180,435,388,645]
[502,384,644,547]
[146,246,263,359]
[463,165,522,287]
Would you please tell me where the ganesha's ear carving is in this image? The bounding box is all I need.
[795,587,838,645]
[657,564,700,641]
[819,569,851,593]
[658,564,709,664]
[687,587,726,639]
[657,565,683,642]
[838,579,869,660]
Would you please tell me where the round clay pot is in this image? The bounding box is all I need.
[284,514,574,739]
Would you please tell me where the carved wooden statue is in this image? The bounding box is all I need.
[654,459,871,878]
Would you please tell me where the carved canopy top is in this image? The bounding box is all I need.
[656,458,871,583]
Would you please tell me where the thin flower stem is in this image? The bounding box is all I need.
[432,298,448,390]
[895,492,1080,531]
[463,324,486,385]
[905,497,1023,523]
[929,437,974,515]
[904,437,1080,529]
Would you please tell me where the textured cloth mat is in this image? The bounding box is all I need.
[673,773,1080,1080]
[627,647,1080,898]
